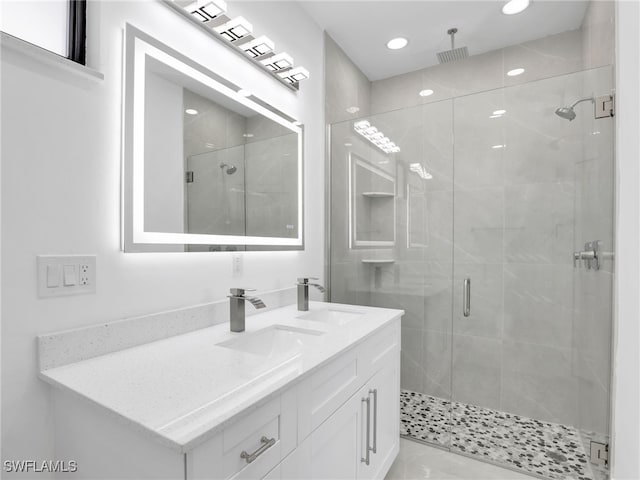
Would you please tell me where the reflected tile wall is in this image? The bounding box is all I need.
[571,66,615,436]
[325,33,371,124]
[581,1,615,70]
[450,67,614,432]
[327,8,615,440]
[371,30,585,115]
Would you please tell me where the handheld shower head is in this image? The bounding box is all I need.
[555,96,594,121]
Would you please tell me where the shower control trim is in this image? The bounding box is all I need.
[573,241,615,270]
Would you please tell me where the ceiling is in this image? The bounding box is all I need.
[298,1,589,81]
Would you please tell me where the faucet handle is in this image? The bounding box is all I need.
[310,283,326,293]
[246,296,267,309]
[230,287,256,296]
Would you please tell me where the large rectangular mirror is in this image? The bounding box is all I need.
[122,25,303,252]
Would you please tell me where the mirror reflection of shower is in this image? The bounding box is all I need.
[555,96,594,121]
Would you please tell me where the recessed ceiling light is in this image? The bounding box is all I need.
[493,109,507,115]
[185,108,198,115]
[502,0,530,15]
[346,106,360,114]
[243,133,254,138]
[507,68,525,76]
[237,89,252,97]
[386,37,408,50]
[419,89,434,97]
[492,144,506,149]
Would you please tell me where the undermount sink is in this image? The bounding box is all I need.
[217,325,325,357]
[296,309,364,326]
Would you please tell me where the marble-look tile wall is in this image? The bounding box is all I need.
[327,1,615,435]
[325,33,371,124]
[572,66,615,436]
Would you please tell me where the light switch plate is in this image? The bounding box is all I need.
[37,255,96,298]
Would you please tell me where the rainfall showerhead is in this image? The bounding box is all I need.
[437,28,469,64]
[220,163,237,174]
[555,96,594,121]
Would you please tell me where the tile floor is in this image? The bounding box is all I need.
[400,390,608,480]
[386,438,536,479]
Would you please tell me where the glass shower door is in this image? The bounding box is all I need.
[450,66,614,480]
[329,99,455,449]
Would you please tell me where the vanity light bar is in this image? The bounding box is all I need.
[214,16,253,42]
[260,52,294,72]
[185,0,227,22]
[239,35,275,58]
[173,0,309,86]
[278,66,310,84]
[353,120,401,154]
[409,163,433,180]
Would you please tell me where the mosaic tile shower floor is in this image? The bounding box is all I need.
[400,390,608,480]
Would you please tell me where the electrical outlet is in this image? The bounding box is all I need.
[79,264,90,285]
[37,255,96,298]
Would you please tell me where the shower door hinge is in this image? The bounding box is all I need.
[595,94,614,119]
[590,441,609,466]
[185,171,194,183]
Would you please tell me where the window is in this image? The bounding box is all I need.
[0,0,86,65]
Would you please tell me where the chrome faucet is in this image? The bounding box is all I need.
[297,277,325,311]
[228,288,266,332]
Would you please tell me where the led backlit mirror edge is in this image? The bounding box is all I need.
[121,24,304,253]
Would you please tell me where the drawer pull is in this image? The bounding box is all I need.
[369,389,378,454]
[240,436,276,464]
[360,397,371,465]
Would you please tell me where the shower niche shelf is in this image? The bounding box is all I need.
[350,154,396,248]
[361,259,395,264]
[361,192,395,198]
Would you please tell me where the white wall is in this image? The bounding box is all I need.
[612,1,640,478]
[0,0,324,474]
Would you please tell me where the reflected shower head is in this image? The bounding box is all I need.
[555,96,594,121]
[220,163,237,174]
[555,107,576,121]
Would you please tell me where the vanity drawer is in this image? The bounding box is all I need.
[188,391,296,480]
[297,347,360,441]
[360,319,400,378]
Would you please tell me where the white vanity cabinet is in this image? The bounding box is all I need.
[279,322,400,480]
[47,314,400,480]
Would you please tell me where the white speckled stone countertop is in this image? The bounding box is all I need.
[39,301,403,453]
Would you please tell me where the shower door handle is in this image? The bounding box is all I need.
[463,278,471,317]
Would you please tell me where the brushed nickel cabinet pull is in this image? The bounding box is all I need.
[369,389,378,454]
[361,397,371,465]
[240,436,276,464]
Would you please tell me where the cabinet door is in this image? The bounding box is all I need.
[282,392,364,480]
[358,357,400,480]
